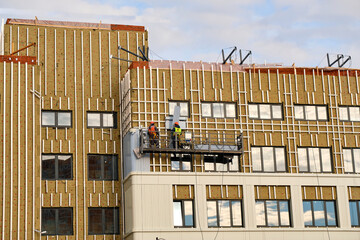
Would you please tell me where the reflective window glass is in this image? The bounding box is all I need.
[42,155,72,180]
[259,104,271,119]
[317,106,328,120]
[349,201,359,226]
[204,162,214,171]
[354,149,360,173]
[305,106,317,120]
[339,107,349,121]
[229,156,239,171]
[87,113,101,127]
[180,102,189,117]
[313,201,325,226]
[102,113,114,127]
[298,148,308,172]
[321,148,332,172]
[88,208,102,234]
[218,200,231,227]
[263,147,275,172]
[225,103,236,118]
[266,201,279,226]
[184,201,194,226]
[308,148,321,172]
[275,148,286,171]
[303,201,313,226]
[349,107,360,121]
[42,112,56,126]
[201,103,212,117]
[279,201,290,226]
[294,106,304,120]
[207,201,217,227]
[213,103,224,118]
[173,202,183,227]
[57,112,71,126]
[272,105,282,119]
[231,201,242,226]
[171,161,180,171]
[343,149,353,172]
[169,102,176,115]
[42,208,56,235]
[255,201,266,226]
[251,147,262,171]
[249,104,259,118]
[326,201,337,226]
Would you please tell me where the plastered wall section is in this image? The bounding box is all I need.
[0,22,148,239]
[125,66,360,174]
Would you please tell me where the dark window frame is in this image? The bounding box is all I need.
[171,154,192,172]
[343,148,360,173]
[201,101,238,119]
[203,155,241,172]
[173,200,195,228]
[88,207,119,235]
[41,110,73,128]
[251,146,287,173]
[248,103,284,120]
[349,200,360,227]
[255,200,291,227]
[86,112,117,129]
[338,105,360,122]
[294,104,329,121]
[303,200,338,227]
[88,154,118,181]
[41,207,73,236]
[297,147,333,173]
[42,154,73,180]
[207,199,244,228]
[168,100,190,117]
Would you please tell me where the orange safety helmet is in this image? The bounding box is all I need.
[150,121,154,124]
[175,122,179,125]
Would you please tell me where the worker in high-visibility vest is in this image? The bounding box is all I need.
[171,122,182,149]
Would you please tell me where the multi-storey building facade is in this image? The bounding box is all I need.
[0,17,359,240]
[0,18,147,239]
[122,61,360,240]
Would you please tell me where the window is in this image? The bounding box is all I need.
[349,200,360,227]
[42,154,72,180]
[255,200,290,227]
[204,155,240,172]
[298,147,332,173]
[88,155,118,180]
[303,200,337,227]
[294,105,328,121]
[42,111,72,128]
[42,208,73,235]
[87,112,117,128]
[248,103,283,120]
[251,147,286,172]
[169,101,189,117]
[201,102,236,118]
[171,155,192,171]
[343,149,360,173]
[173,200,194,227]
[207,200,243,227]
[88,208,119,235]
[339,106,360,121]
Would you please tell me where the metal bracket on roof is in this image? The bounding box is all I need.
[326,53,351,68]
[117,45,149,62]
[222,46,237,64]
[239,49,252,65]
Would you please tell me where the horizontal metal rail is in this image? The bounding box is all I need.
[140,129,243,155]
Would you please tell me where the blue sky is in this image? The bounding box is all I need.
[0,0,359,68]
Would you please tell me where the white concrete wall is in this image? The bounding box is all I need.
[124,172,360,240]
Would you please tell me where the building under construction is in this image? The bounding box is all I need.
[0,18,359,240]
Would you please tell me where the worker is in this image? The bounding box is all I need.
[148,121,159,148]
[171,122,182,149]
